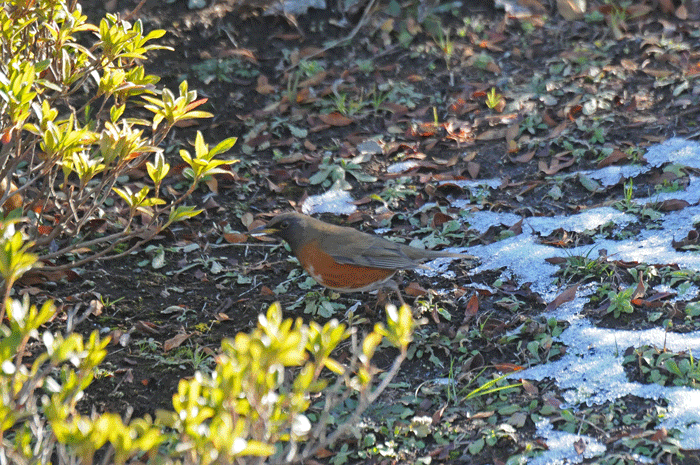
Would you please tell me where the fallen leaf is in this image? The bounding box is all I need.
[651,427,668,442]
[223,232,247,243]
[260,286,275,296]
[134,320,162,335]
[631,271,646,300]
[597,149,629,168]
[509,150,535,163]
[318,112,353,126]
[658,0,675,14]
[467,161,480,178]
[557,0,586,21]
[256,75,275,94]
[545,284,578,312]
[241,212,255,228]
[657,199,689,211]
[495,363,523,373]
[164,332,193,352]
[464,293,479,321]
[521,379,539,395]
[578,172,603,193]
[406,281,428,297]
[676,3,687,19]
[299,71,327,88]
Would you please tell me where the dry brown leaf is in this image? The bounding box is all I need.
[597,149,629,168]
[676,3,687,19]
[432,212,453,227]
[548,120,569,139]
[658,0,675,13]
[642,68,673,78]
[657,199,689,211]
[626,3,652,17]
[521,378,539,395]
[650,427,668,442]
[557,0,586,20]
[509,218,523,235]
[485,61,501,74]
[464,293,479,321]
[88,299,104,316]
[620,59,638,71]
[509,150,535,163]
[545,284,578,312]
[467,161,480,178]
[318,112,353,126]
[405,281,428,297]
[164,332,193,352]
[255,75,275,94]
[224,48,258,63]
[204,176,218,194]
[223,232,247,243]
[631,279,646,303]
[505,123,520,143]
[135,320,162,335]
[299,71,327,88]
[241,212,255,228]
[538,154,576,175]
[519,0,547,14]
[476,127,507,141]
[495,363,523,373]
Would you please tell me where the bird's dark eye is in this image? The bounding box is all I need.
[279,220,290,229]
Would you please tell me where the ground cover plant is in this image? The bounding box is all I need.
[3,0,700,462]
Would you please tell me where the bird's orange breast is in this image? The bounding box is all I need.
[296,240,397,292]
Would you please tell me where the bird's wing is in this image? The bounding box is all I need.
[323,233,420,270]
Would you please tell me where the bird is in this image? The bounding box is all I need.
[251,212,475,305]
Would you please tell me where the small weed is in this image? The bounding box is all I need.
[309,155,377,189]
[379,178,417,207]
[557,249,613,285]
[485,87,505,111]
[520,114,547,135]
[433,27,454,69]
[189,57,259,84]
[589,125,606,144]
[298,59,325,77]
[330,91,366,116]
[461,368,521,402]
[99,294,126,308]
[607,286,635,318]
[655,179,682,194]
[624,345,700,388]
[285,70,301,104]
[356,59,374,74]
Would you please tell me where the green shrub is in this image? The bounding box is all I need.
[0,0,236,271]
[0,219,415,464]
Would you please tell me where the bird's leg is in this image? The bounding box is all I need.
[384,279,407,307]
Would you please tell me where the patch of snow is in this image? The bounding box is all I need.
[524,206,636,235]
[583,164,651,187]
[387,160,420,173]
[530,419,606,465]
[301,189,357,215]
[457,139,700,459]
[644,137,700,169]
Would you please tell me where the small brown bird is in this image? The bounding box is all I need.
[252,212,475,305]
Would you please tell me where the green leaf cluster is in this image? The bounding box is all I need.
[0,0,237,270]
[0,223,415,464]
